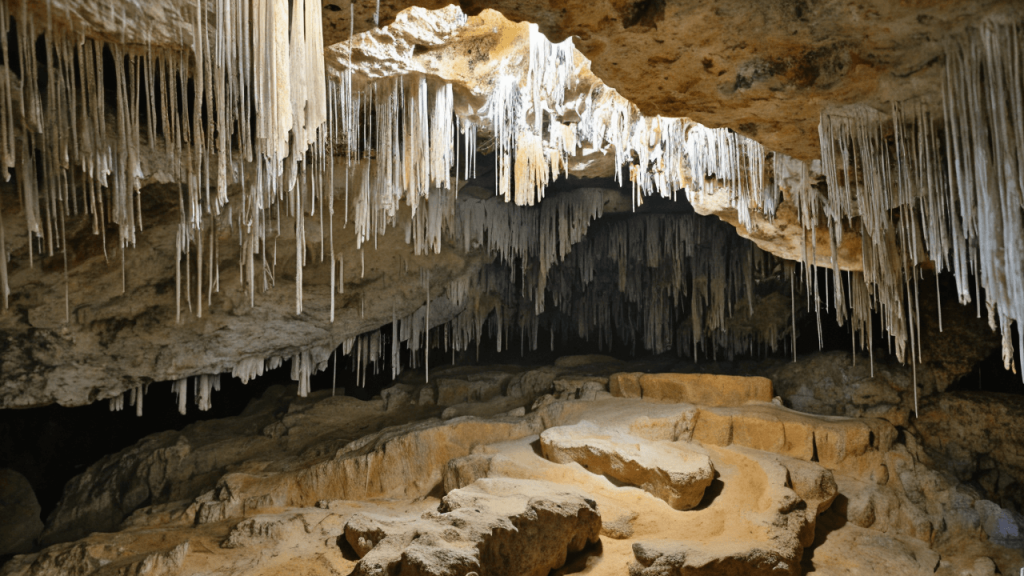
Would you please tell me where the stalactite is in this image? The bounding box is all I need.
[0,191,7,310]
[1,0,329,330]
[192,374,220,411]
[292,351,313,397]
[232,357,267,384]
[172,378,188,415]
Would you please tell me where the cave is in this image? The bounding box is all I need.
[0,0,1023,574]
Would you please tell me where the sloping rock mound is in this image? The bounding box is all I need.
[764,291,999,429]
[803,515,940,576]
[345,478,601,576]
[39,384,540,545]
[540,421,714,510]
[0,469,44,556]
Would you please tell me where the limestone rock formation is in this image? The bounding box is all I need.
[804,516,942,576]
[345,478,601,576]
[765,285,1002,428]
[0,177,483,409]
[540,421,715,510]
[915,392,1024,514]
[44,0,1023,161]
[4,0,1020,416]
[610,372,774,406]
[3,0,985,412]
[6,361,1015,576]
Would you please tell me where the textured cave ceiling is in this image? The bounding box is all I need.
[0,0,1021,411]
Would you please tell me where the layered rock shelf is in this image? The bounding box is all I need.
[3,360,1021,576]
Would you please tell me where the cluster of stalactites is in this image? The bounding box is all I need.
[806,18,1024,391]
[541,214,788,359]
[346,77,460,252]
[16,7,1024,415]
[397,210,794,367]
[0,0,329,321]
[107,374,222,416]
[476,31,782,221]
[450,190,605,310]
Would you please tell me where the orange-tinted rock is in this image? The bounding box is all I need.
[636,373,774,406]
[609,372,643,398]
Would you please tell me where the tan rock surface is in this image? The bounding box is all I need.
[804,512,940,576]
[345,478,601,576]
[5,362,1022,576]
[609,372,774,406]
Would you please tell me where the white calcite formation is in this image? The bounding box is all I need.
[0,2,1022,413]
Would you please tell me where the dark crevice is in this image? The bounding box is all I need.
[691,471,725,510]
[621,0,666,29]
[947,328,1023,396]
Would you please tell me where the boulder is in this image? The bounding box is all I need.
[541,421,714,510]
[442,454,497,494]
[0,469,43,556]
[381,384,415,411]
[507,367,562,399]
[552,376,609,400]
[435,373,511,406]
[609,372,643,398]
[417,386,437,406]
[975,499,1024,549]
[345,478,601,576]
